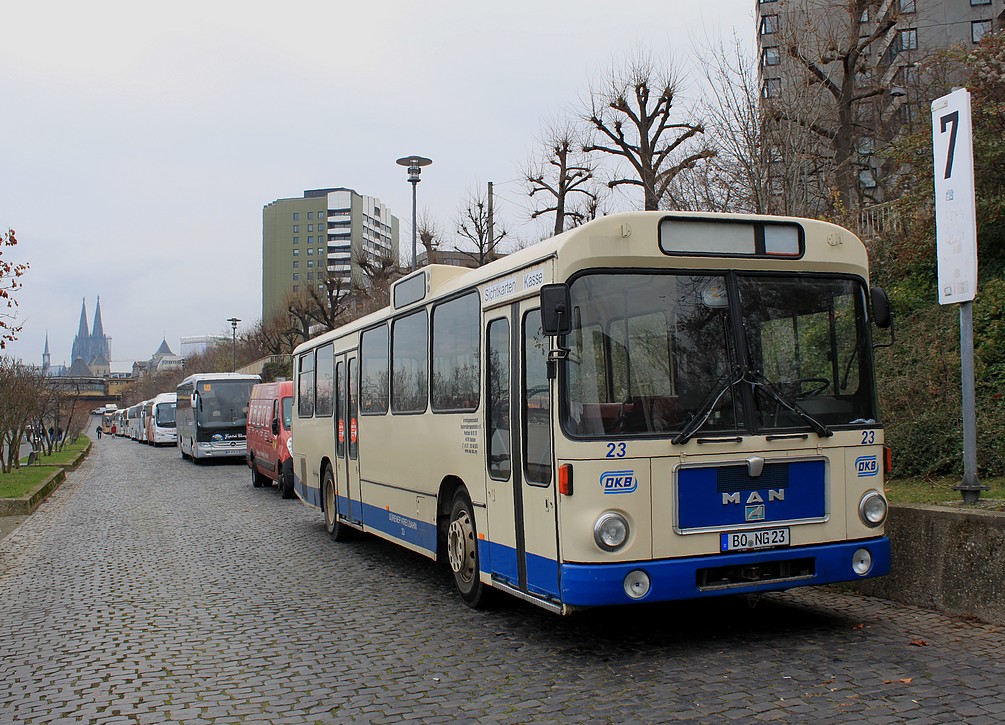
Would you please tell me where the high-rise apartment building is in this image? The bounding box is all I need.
[755,0,1003,211]
[262,188,399,321]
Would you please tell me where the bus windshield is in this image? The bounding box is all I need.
[156,403,177,427]
[564,272,877,438]
[195,380,253,429]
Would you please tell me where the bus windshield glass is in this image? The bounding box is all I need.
[156,403,177,427]
[196,380,253,429]
[564,272,877,438]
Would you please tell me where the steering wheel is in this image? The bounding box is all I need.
[792,377,829,397]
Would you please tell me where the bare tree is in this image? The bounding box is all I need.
[525,121,600,235]
[354,248,403,314]
[768,0,901,213]
[302,272,355,333]
[584,51,716,211]
[417,209,442,266]
[1,229,28,349]
[0,357,43,471]
[454,188,508,266]
[668,33,773,213]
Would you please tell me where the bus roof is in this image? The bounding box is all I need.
[293,210,868,356]
[177,372,262,388]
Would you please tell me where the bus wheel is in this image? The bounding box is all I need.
[323,467,352,541]
[447,490,490,608]
[280,469,295,500]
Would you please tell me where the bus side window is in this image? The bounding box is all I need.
[523,309,552,486]
[487,318,510,481]
[336,360,345,459]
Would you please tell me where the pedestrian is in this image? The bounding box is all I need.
[111,424,117,436]
[95,425,102,439]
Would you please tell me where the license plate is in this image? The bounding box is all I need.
[720,527,790,552]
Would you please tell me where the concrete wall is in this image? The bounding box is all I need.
[848,503,1005,625]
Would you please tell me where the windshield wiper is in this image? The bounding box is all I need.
[672,369,744,446]
[672,369,834,445]
[749,372,833,439]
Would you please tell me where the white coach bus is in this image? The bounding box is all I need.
[291,211,893,614]
[176,373,260,461]
[145,392,178,446]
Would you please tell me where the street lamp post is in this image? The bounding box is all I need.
[227,317,240,372]
[395,155,432,271]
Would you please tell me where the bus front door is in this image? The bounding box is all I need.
[335,354,362,526]
[485,306,560,600]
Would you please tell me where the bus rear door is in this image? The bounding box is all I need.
[335,354,362,526]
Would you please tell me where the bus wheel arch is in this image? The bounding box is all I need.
[321,461,351,541]
[443,483,493,609]
[436,477,465,561]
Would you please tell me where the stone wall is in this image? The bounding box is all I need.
[847,503,1005,625]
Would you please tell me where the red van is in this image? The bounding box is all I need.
[246,381,295,498]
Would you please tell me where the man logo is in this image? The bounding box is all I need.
[746,504,766,522]
[855,455,879,477]
[601,470,637,494]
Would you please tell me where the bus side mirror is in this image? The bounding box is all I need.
[871,286,892,329]
[541,284,572,336]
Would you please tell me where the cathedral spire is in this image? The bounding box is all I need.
[92,296,105,338]
[76,298,89,340]
[71,298,90,364]
[43,333,50,370]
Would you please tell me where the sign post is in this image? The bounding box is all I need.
[931,88,984,503]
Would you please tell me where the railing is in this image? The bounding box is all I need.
[237,355,292,377]
[855,202,902,240]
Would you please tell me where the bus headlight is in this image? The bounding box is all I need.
[286,436,293,456]
[858,491,888,527]
[594,512,629,552]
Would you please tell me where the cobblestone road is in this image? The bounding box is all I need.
[2,437,1005,724]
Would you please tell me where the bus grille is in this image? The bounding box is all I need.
[696,557,814,591]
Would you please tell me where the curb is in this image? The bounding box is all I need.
[0,439,92,516]
[0,467,67,515]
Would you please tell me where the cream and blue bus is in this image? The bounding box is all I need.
[291,211,892,614]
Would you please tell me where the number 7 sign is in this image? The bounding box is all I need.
[932,88,978,304]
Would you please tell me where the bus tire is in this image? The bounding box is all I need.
[250,458,267,488]
[180,447,190,461]
[323,466,352,541]
[280,469,295,500]
[447,490,492,609]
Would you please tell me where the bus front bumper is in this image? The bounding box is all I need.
[559,537,890,608]
[195,441,247,458]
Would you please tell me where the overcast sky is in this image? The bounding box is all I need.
[2,1,754,366]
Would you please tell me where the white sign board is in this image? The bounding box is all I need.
[932,88,978,304]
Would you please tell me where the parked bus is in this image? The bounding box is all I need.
[126,404,142,440]
[139,400,153,443]
[291,211,893,614]
[176,373,261,461]
[145,392,178,446]
[101,409,115,434]
[114,409,127,436]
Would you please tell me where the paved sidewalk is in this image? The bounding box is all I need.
[0,514,26,541]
